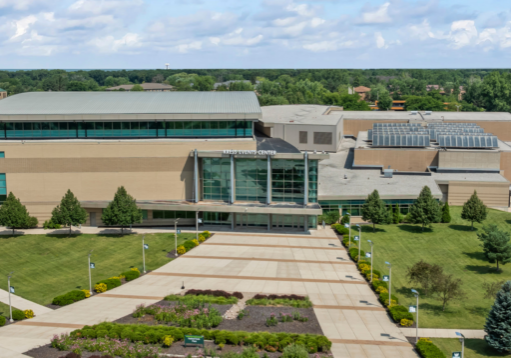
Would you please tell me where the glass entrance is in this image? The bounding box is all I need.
[271,214,304,230]
[235,213,268,227]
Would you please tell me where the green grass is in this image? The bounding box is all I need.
[0,301,17,319]
[0,233,195,305]
[353,206,511,329]
[431,339,510,358]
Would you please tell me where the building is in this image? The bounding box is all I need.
[105,83,174,91]
[371,100,406,111]
[353,86,371,100]
[0,93,510,230]
[0,89,6,100]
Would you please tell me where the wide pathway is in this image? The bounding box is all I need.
[0,230,418,358]
[0,290,52,317]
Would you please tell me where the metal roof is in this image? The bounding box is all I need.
[0,91,262,116]
[341,111,511,121]
[260,105,342,125]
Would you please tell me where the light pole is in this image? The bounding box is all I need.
[385,261,392,306]
[7,271,13,322]
[346,213,351,248]
[456,332,465,358]
[88,250,93,296]
[367,240,374,282]
[142,235,146,273]
[356,224,362,261]
[411,289,419,343]
[174,218,180,257]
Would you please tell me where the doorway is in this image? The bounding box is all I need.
[90,212,97,227]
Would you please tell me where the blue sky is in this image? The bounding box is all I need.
[0,0,510,69]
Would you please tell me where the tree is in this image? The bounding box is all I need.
[318,211,340,225]
[393,204,400,224]
[484,281,511,353]
[441,202,451,223]
[408,186,441,231]
[67,81,88,91]
[433,273,466,311]
[0,192,37,235]
[340,211,350,225]
[404,96,445,111]
[361,190,388,232]
[386,206,393,225]
[477,224,511,271]
[101,186,143,234]
[406,260,443,296]
[480,71,511,112]
[483,280,506,299]
[229,81,253,91]
[461,191,487,230]
[131,84,144,92]
[378,92,393,110]
[50,189,88,235]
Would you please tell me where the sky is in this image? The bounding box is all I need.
[0,0,511,69]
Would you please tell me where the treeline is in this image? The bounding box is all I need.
[2,69,511,111]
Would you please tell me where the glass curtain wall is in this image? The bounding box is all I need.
[203,212,232,226]
[0,173,6,202]
[0,121,253,139]
[152,210,195,219]
[235,158,268,202]
[202,158,231,201]
[271,159,305,203]
[319,199,428,216]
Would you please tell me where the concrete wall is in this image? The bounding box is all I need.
[499,152,511,182]
[266,122,341,152]
[0,92,6,100]
[438,151,501,170]
[344,119,409,137]
[354,148,438,172]
[0,139,256,224]
[447,181,509,207]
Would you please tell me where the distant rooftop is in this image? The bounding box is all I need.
[260,105,343,126]
[105,83,174,91]
[0,92,262,117]
[353,86,371,92]
[341,111,511,121]
[0,88,6,92]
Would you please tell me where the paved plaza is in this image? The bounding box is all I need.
[0,230,419,358]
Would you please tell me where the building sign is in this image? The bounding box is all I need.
[184,335,204,347]
[223,150,277,155]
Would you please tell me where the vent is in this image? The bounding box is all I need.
[299,131,308,144]
[314,132,333,145]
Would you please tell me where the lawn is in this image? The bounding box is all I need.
[0,301,17,319]
[0,232,195,306]
[352,206,511,329]
[431,339,510,358]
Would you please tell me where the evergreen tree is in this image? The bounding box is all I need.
[386,206,393,225]
[461,191,487,230]
[361,190,387,232]
[408,186,441,231]
[51,189,88,235]
[441,202,451,223]
[101,186,143,234]
[484,281,511,353]
[477,225,511,271]
[0,192,36,235]
[393,204,400,224]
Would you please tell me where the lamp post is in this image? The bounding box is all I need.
[88,250,93,296]
[367,240,374,282]
[356,224,362,260]
[411,289,419,343]
[456,332,465,358]
[385,261,392,306]
[7,271,13,322]
[142,235,146,273]
[346,213,351,248]
[174,218,180,256]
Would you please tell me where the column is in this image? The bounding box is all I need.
[194,149,199,203]
[304,216,308,233]
[231,213,234,230]
[230,154,235,204]
[267,155,271,205]
[267,214,271,231]
[304,151,309,206]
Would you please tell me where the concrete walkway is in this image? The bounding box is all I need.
[0,289,52,317]
[0,229,418,358]
[399,328,485,339]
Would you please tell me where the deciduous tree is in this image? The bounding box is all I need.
[101,186,143,234]
[51,189,88,235]
[433,273,466,311]
[461,191,487,230]
[406,260,443,296]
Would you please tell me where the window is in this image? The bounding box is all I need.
[153,210,194,219]
[202,157,231,201]
[314,132,333,145]
[0,152,4,158]
[271,159,305,204]
[235,158,267,202]
[299,131,308,144]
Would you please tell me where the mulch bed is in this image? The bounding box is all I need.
[113,300,323,335]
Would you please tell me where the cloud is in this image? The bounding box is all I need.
[375,32,386,48]
[0,0,48,11]
[175,41,202,53]
[449,20,478,48]
[359,2,391,24]
[88,33,142,53]
[11,15,37,38]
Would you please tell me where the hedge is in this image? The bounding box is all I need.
[185,289,243,299]
[52,290,87,306]
[0,316,5,326]
[331,224,349,236]
[122,270,140,282]
[349,248,365,261]
[416,340,446,358]
[378,292,399,305]
[96,278,122,290]
[66,322,332,353]
[389,305,413,322]
[12,309,25,321]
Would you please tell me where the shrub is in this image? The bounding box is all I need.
[202,231,211,239]
[95,283,107,293]
[372,269,381,278]
[0,316,5,326]
[185,289,243,300]
[177,246,186,255]
[379,292,399,306]
[165,294,238,305]
[12,309,25,320]
[416,340,446,358]
[349,248,365,261]
[25,216,38,228]
[122,270,140,282]
[372,280,388,290]
[43,219,61,229]
[52,290,87,306]
[400,318,413,327]
[247,296,312,308]
[81,289,91,298]
[24,309,34,319]
[198,235,205,243]
[281,344,309,358]
[163,335,173,347]
[389,305,413,322]
[96,278,122,290]
[376,286,388,294]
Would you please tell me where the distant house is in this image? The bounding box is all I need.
[0,89,6,100]
[426,84,465,101]
[353,86,371,100]
[105,83,174,92]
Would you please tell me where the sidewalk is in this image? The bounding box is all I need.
[400,328,485,339]
[0,289,52,317]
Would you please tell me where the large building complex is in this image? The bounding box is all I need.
[0,94,509,231]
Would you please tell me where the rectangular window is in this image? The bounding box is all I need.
[0,173,6,196]
[299,131,308,144]
[0,152,4,158]
[235,158,267,203]
[142,210,148,220]
[202,157,231,201]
